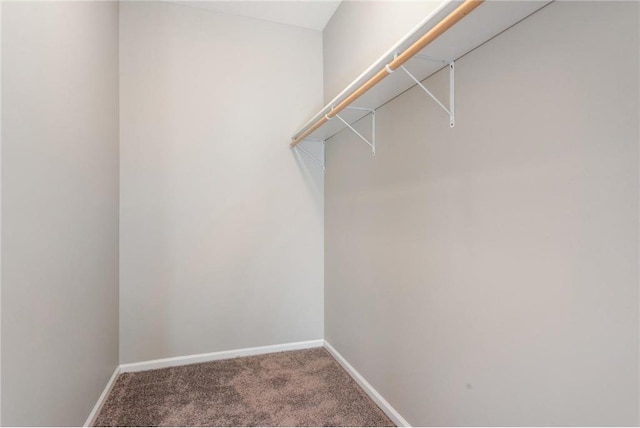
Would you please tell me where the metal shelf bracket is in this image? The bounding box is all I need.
[295,138,325,172]
[330,107,376,155]
[400,59,455,127]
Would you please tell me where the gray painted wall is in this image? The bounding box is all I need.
[0,2,4,423]
[324,1,639,425]
[119,2,324,364]
[1,2,120,425]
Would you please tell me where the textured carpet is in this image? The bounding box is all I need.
[94,347,394,427]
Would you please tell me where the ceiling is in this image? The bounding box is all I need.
[168,1,342,31]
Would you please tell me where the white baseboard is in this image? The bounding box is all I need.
[323,340,411,427]
[119,339,324,373]
[83,366,121,427]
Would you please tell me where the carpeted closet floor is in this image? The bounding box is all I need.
[94,347,394,427]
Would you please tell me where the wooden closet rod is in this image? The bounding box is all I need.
[290,0,483,148]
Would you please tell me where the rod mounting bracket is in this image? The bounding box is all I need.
[400,59,455,128]
[294,138,325,172]
[335,107,376,155]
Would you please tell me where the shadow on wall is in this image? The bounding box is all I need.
[292,144,324,213]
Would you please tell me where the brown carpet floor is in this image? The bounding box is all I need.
[94,347,394,427]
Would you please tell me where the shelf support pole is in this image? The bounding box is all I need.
[399,63,455,127]
[294,139,325,172]
[449,61,455,127]
[333,108,376,155]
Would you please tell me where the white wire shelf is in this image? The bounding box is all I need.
[292,0,550,148]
